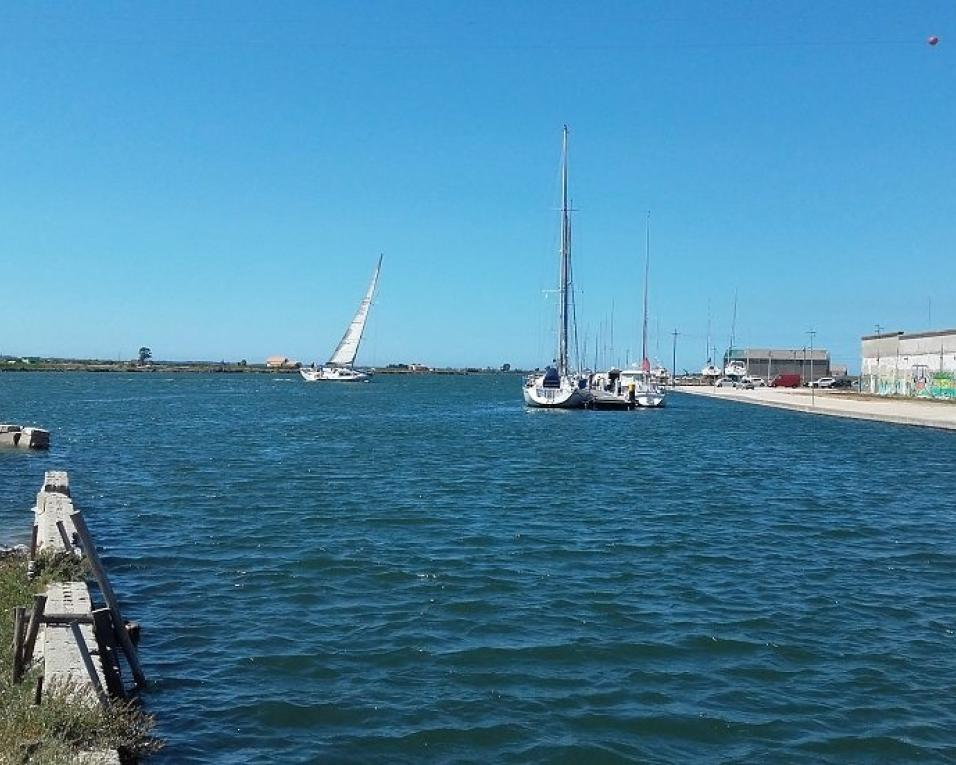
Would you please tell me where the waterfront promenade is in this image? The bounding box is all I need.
[674,386,956,431]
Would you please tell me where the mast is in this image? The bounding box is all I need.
[610,300,615,368]
[641,211,650,373]
[558,125,570,376]
[730,290,738,351]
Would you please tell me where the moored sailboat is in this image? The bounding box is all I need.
[619,211,665,408]
[523,126,589,409]
[301,255,382,383]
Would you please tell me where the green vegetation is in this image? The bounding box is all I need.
[0,553,32,681]
[31,551,90,587]
[0,680,161,765]
[0,550,161,763]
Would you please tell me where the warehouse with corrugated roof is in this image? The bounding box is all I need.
[723,347,830,383]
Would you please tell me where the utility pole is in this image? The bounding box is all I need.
[807,330,817,406]
[671,329,679,388]
[873,324,883,394]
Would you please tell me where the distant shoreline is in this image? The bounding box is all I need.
[0,362,528,376]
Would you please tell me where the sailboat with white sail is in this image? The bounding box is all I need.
[523,126,589,409]
[300,255,382,383]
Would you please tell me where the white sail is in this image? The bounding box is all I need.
[327,255,382,367]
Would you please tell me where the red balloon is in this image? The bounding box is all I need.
[928,35,939,46]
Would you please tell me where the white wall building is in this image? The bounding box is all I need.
[860,329,956,398]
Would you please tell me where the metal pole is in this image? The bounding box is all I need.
[874,324,882,394]
[808,330,817,406]
[895,340,900,396]
[70,511,147,688]
[671,329,679,388]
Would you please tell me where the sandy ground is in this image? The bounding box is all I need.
[674,385,956,431]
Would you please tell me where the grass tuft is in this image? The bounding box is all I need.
[32,549,91,589]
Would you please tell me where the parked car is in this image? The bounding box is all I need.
[808,377,836,388]
[747,377,767,388]
[735,379,755,390]
[715,377,736,388]
[831,377,854,389]
[770,373,802,388]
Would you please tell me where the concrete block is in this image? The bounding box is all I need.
[42,582,110,692]
[20,427,50,450]
[0,425,49,449]
[76,753,121,765]
[43,471,71,496]
[35,493,78,552]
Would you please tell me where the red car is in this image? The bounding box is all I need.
[770,373,802,388]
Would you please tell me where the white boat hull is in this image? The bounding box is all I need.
[614,368,667,409]
[300,367,370,383]
[523,380,589,408]
[636,391,666,407]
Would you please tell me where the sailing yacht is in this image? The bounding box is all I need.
[523,126,589,409]
[616,212,665,408]
[300,255,382,383]
[701,307,721,377]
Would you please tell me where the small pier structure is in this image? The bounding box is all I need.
[10,471,147,764]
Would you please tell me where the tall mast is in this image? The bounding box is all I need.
[641,211,650,372]
[730,289,738,351]
[558,125,570,376]
[610,300,615,368]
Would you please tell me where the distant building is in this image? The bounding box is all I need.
[265,356,297,369]
[861,329,956,399]
[723,347,830,383]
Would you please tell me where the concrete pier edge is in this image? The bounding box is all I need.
[673,386,956,432]
[28,469,140,764]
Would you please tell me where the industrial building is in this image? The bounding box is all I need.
[860,329,956,399]
[723,347,830,383]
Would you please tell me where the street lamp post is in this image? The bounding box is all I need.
[807,330,817,406]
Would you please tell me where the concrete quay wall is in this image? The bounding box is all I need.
[674,386,956,431]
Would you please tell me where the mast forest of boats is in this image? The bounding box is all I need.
[522,125,666,410]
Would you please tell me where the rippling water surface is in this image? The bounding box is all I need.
[2,373,955,763]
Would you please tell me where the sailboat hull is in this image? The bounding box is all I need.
[522,380,589,408]
[300,367,370,383]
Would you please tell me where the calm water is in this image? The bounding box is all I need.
[1,373,955,763]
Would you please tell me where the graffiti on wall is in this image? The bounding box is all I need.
[866,370,956,399]
[926,371,956,399]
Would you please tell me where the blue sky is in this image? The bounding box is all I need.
[1,2,953,370]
